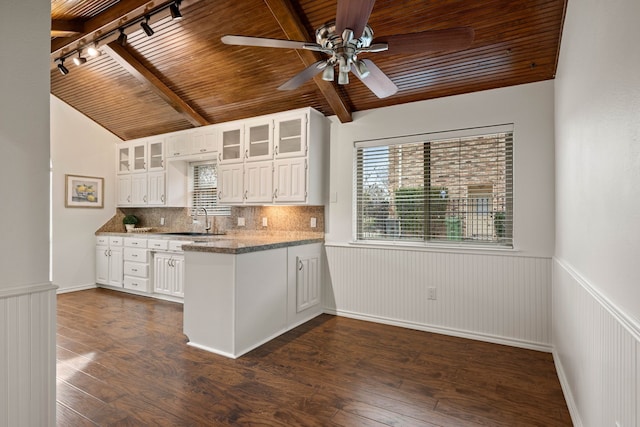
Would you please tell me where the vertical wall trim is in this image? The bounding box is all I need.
[0,283,57,427]
[553,258,638,427]
[323,245,552,351]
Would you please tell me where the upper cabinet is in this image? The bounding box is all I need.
[274,113,307,159]
[218,123,244,164]
[116,136,168,207]
[117,137,165,175]
[245,118,273,162]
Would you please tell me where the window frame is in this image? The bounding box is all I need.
[188,160,230,216]
[353,124,514,249]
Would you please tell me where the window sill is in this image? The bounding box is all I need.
[324,240,527,257]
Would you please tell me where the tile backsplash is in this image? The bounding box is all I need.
[97,206,325,234]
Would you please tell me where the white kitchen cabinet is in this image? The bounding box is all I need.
[245,160,273,203]
[192,128,217,155]
[245,118,273,162]
[287,243,322,328]
[274,112,307,159]
[131,140,147,173]
[117,175,132,206]
[131,174,148,205]
[147,137,165,171]
[218,123,244,164]
[117,144,131,174]
[123,238,150,293]
[153,252,185,298]
[96,236,123,287]
[167,131,195,158]
[218,163,244,203]
[147,171,166,205]
[273,158,306,203]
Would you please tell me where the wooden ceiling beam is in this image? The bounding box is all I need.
[103,41,209,127]
[263,0,353,123]
[51,19,84,37]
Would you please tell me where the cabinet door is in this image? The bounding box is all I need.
[153,253,171,294]
[171,256,185,297]
[95,246,109,285]
[131,175,148,205]
[274,158,306,203]
[295,254,320,312]
[274,113,307,159]
[117,175,132,206]
[131,141,147,173]
[167,132,194,158]
[245,119,273,162]
[218,164,244,203]
[147,138,165,171]
[218,124,244,164]
[245,161,273,203]
[117,144,131,174]
[192,128,217,154]
[147,172,165,205]
[108,246,124,287]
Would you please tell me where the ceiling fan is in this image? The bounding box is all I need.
[221,0,474,98]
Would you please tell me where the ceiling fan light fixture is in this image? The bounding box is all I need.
[117,28,128,46]
[73,50,87,66]
[322,65,335,82]
[355,60,370,78]
[57,58,69,75]
[338,70,349,85]
[338,56,350,73]
[170,1,183,21]
[141,16,154,37]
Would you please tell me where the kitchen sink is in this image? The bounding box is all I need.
[160,232,226,236]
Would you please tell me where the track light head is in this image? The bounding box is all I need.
[87,43,101,57]
[57,58,69,75]
[141,16,154,37]
[170,1,183,21]
[73,50,87,66]
[117,28,127,46]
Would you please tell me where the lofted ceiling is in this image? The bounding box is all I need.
[50,0,567,141]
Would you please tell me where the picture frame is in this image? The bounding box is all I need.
[65,174,104,208]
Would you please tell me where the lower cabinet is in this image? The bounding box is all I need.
[123,237,150,292]
[96,236,123,287]
[153,252,185,298]
[183,243,323,358]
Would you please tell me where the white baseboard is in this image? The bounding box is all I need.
[552,349,583,427]
[55,283,97,294]
[323,308,552,353]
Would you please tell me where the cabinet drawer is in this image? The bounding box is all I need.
[124,247,148,262]
[168,240,193,251]
[124,262,149,278]
[123,276,149,292]
[124,237,147,248]
[96,236,109,246]
[148,239,169,250]
[109,236,124,246]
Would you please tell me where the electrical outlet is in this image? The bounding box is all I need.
[160,217,165,226]
[310,217,317,228]
[237,217,245,227]
[262,217,268,227]
[427,287,437,300]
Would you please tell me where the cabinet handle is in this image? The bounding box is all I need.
[132,254,138,257]
[108,250,112,256]
[244,190,248,200]
[174,152,180,156]
[161,194,165,203]
[245,149,249,159]
[127,195,131,203]
[274,145,278,155]
[201,148,206,153]
[298,260,303,271]
[218,152,222,162]
[132,282,138,286]
[132,268,138,272]
[104,249,109,257]
[218,191,222,200]
[143,196,147,203]
[273,188,278,199]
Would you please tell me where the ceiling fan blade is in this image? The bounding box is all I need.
[278,61,328,91]
[352,59,397,98]
[335,0,376,38]
[380,27,475,54]
[221,35,320,50]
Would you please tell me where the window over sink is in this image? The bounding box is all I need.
[189,160,230,215]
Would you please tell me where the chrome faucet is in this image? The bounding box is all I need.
[195,207,211,233]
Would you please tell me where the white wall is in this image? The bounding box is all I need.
[51,95,121,292]
[553,0,640,425]
[0,0,56,425]
[324,81,556,350]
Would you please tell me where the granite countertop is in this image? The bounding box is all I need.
[96,231,324,254]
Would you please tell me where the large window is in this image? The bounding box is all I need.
[355,126,513,247]
[189,161,230,215]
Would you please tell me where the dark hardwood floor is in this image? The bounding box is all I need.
[56,288,572,426]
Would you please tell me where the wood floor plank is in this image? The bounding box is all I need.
[56,289,571,426]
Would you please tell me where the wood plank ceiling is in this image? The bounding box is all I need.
[50,0,567,140]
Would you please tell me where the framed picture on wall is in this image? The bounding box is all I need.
[65,174,104,208]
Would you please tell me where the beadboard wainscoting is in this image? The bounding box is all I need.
[553,258,639,427]
[0,284,57,427]
[323,244,552,351]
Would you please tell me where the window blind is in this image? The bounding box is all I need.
[355,128,513,247]
[190,161,230,215]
